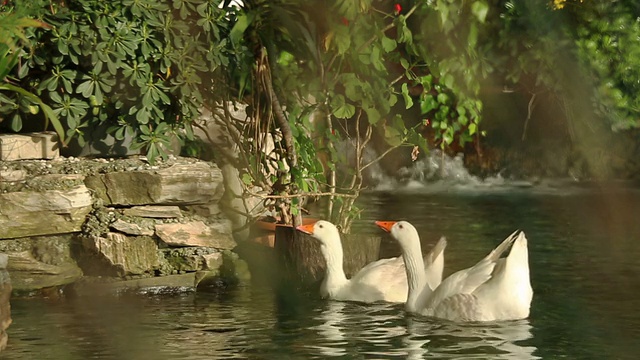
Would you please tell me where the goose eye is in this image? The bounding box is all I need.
[318,224,324,228]
[398,224,403,229]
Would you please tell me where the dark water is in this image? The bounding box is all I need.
[3,184,640,359]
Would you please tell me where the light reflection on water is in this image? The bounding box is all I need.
[2,285,541,359]
[3,186,640,359]
[307,301,537,359]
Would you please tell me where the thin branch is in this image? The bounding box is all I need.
[261,51,297,169]
[389,74,405,87]
[521,92,537,141]
[361,143,401,172]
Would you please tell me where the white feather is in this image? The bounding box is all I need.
[297,220,446,303]
[378,221,533,322]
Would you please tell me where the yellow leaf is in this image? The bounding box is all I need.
[324,31,334,51]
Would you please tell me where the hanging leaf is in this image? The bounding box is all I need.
[364,106,381,125]
[230,12,255,46]
[471,1,489,23]
[401,83,413,109]
[331,94,355,119]
[381,36,397,52]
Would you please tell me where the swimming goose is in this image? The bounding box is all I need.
[375,220,533,322]
[296,220,447,303]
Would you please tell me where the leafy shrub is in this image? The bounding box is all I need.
[2,0,229,163]
[0,8,63,140]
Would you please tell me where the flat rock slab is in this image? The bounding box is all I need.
[84,162,224,206]
[0,185,93,239]
[123,205,183,218]
[0,236,83,291]
[110,219,154,236]
[0,132,59,161]
[7,251,83,291]
[155,220,236,249]
[160,247,224,273]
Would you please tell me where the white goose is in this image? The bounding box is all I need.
[375,220,533,322]
[296,220,447,303]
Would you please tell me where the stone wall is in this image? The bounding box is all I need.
[0,156,250,295]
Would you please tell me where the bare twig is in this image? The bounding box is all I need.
[261,51,297,170]
[521,92,537,141]
[361,143,401,172]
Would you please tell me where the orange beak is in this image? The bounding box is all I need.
[375,220,396,233]
[296,223,315,235]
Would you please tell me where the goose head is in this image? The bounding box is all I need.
[296,220,342,248]
[375,220,420,251]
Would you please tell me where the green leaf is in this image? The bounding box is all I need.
[241,173,253,186]
[382,117,404,147]
[442,74,455,89]
[381,36,397,53]
[389,94,398,108]
[115,126,126,141]
[471,1,489,23]
[141,124,153,135]
[9,112,22,132]
[468,23,478,48]
[400,58,409,70]
[370,46,385,71]
[0,83,66,144]
[76,80,94,98]
[230,13,255,46]
[420,95,438,114]
[364,106,381,125]
[468,122,477,136]
[443,128,454,145]
[331,95,355,119]
[401,83,413,109]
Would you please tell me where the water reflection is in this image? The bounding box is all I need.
[408,318,538,359]
[308,301,348,357]
[306,300,538,359]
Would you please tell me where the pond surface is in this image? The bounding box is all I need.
[3,183,640,359]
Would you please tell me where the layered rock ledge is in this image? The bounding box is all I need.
[0,156,250,295]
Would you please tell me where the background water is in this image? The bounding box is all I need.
[3,182,640,359]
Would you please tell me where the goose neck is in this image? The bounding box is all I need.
[402,242,427,312]
[321,243,348,285]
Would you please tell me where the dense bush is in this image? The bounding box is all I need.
[1,0,229,163]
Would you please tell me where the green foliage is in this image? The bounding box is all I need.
[217,0,492,227]
[3,0,639,226]
[571,1,640,130]
[2,0,228,163]
[0,8,65,141]
[488,1,640,132]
